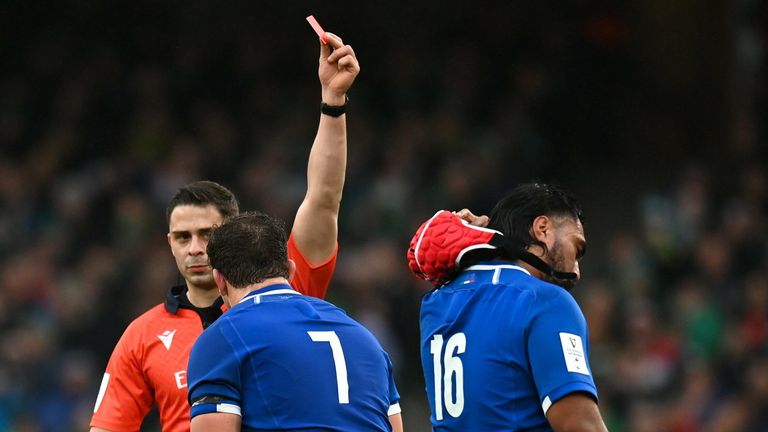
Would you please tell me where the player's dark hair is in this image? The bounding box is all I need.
[166,181,239,224]
[207,211,289,288]
[487,182,583,257]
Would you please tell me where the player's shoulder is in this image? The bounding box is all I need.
[519,278,582,320]
[480,266,576,306]
[522,275,568,295]
[250,293,348,324]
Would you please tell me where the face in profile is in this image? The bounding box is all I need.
[542,217,586,290]
[167,205,224,290]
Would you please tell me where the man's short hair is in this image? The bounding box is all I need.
[166,181,240,224]
[487,182,584,255]
[207,211,289,288]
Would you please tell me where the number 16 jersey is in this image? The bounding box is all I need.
[420,263,599,431]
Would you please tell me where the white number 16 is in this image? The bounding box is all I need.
[430,332,466,420]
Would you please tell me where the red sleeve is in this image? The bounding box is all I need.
[287,232,337,299]
[90,321,154,432]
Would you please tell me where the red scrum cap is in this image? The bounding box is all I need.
[407,210,503,286]
[406,210,579,287]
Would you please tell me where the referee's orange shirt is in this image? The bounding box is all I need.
[90,234,337,432]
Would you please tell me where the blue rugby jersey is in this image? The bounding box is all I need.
[188,284,400,431]
[420,263,597,431]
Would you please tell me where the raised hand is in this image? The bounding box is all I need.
[453,208,490,227]
[318,32,360,106]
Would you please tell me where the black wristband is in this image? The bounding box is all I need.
[320,96,348,117]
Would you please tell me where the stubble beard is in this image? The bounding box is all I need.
[541,242,577,291]
[185,271,217,291]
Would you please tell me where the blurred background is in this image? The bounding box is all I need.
[1,1,766,430]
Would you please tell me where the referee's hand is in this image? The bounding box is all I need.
[319,32,359,106]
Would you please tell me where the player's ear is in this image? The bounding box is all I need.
[213,269,227,296]
[167,233,174,254]
[287,259,297,282]
[531,215,551,244]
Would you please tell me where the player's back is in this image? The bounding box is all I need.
[420,263,584,431]
[189,284,397,432]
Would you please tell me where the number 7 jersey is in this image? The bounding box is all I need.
[419,263,598,431]
[187,284,401,431]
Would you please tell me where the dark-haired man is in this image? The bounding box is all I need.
[187,212,403,432]
[90,31,359,432]
[417,182,608,431]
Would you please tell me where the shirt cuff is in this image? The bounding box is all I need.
[190,400,242,419]
[541,382,598,414]
[388,402,402,416]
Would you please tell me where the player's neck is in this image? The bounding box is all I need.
[514,260,544,279]
[186,284,221,308]
[516,246,546,280]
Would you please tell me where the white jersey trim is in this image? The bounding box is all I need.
[93,372,110,413]
[217,403,242,416]
[542,396,552,414]
[240,288,300,305]
[388,402,402,416]
[465,264,531,276]
[254,289,299,304]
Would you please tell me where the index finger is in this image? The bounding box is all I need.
[322,32,344,49]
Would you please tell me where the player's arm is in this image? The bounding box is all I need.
[89,428,112,432]
[384,351,404,432]
[389,413,404,432]
[191,412,241,432]
[291,31,359,265]
[546,393,607,432]
[526,289,607,432]
[188,326,243,432]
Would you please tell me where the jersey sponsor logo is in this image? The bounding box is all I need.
[157,329,177,350]
[559,333,590,375]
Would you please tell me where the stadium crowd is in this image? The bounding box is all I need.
[0,1,765,431]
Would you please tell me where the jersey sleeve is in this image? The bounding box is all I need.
[187,322,242,420]
[384,352,402,416]
[287,231,337,299]
[526,287,598,414]
[90,323,154,432]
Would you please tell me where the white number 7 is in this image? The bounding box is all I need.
[308,331,349,404]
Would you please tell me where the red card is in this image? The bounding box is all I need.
[305,15,327,45]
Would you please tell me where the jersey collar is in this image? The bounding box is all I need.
[237,283,299,306]
[464,261,531,275]
[164,284,226,329]
[444,261,532,287]
[165,284,225,313]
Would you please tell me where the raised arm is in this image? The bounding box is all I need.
[291,31,360,264]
